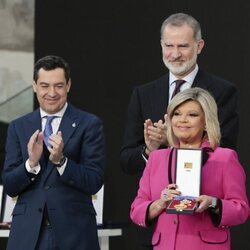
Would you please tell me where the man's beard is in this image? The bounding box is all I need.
[163,54,197,76]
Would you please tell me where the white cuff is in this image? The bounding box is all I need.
[57,158,68,175]
[25,159,41,175]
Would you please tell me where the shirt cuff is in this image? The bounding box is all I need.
[57,158,68,175]
[141,145,149,162]
[25,159,41,175]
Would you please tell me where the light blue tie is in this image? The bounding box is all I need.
[44,116,56,147]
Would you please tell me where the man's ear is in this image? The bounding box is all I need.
[197,39,205,54]
[160,39,164,50]
[67,79,71,93]
[32,81,37,93]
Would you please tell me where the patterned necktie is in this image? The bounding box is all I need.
[171,80,186,99]
[44,116,56,147]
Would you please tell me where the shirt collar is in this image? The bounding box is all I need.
[169,64,199,86]
[40,102,68,118]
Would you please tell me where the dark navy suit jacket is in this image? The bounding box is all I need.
[2,104,105,250]
[120,69,239,175]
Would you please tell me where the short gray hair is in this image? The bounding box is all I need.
[160,13,202,41]
[167,87,221,149]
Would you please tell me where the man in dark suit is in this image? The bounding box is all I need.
[120,13,239,249]
[120,13,238,175]
[2,55,105,250]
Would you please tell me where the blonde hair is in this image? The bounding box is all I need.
[167,87,221,149]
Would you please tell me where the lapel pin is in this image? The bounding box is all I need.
[72,123,76,127]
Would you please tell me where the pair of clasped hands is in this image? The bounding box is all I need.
[27,130,64,169]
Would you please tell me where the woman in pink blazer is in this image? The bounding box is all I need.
[130,87,249,250]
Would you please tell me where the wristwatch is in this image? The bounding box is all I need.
[54,156,67,167]
[208,197,218,209]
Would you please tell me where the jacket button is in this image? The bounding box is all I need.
[38,208,43,213]
[173,219,178,224]
[44,186,50,190]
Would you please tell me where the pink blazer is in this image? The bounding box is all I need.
[130,143,249,250]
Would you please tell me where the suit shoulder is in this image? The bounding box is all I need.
[130,74,169,104]
[199,69,237,90]
[212,147,238,159]
[9,110,37,125]
[134,74,168,93]
[196,70,238,102]
[69,104,103,124]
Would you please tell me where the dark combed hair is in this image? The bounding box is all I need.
[33,55,71,82]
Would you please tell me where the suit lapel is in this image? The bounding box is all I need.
[192,69,211,89]
[152,73,169,121]
[58,104,79,147]
[26,109,42,138]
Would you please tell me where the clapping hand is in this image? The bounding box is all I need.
[144,114,168,153]
[27,130,44,168]
[48,131,64,164]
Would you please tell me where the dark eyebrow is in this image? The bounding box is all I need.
[38,82,49,85]
[38,82,65,85]
[178,43,189,47]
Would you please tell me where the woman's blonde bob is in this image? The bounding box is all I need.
[167,87,221,149]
